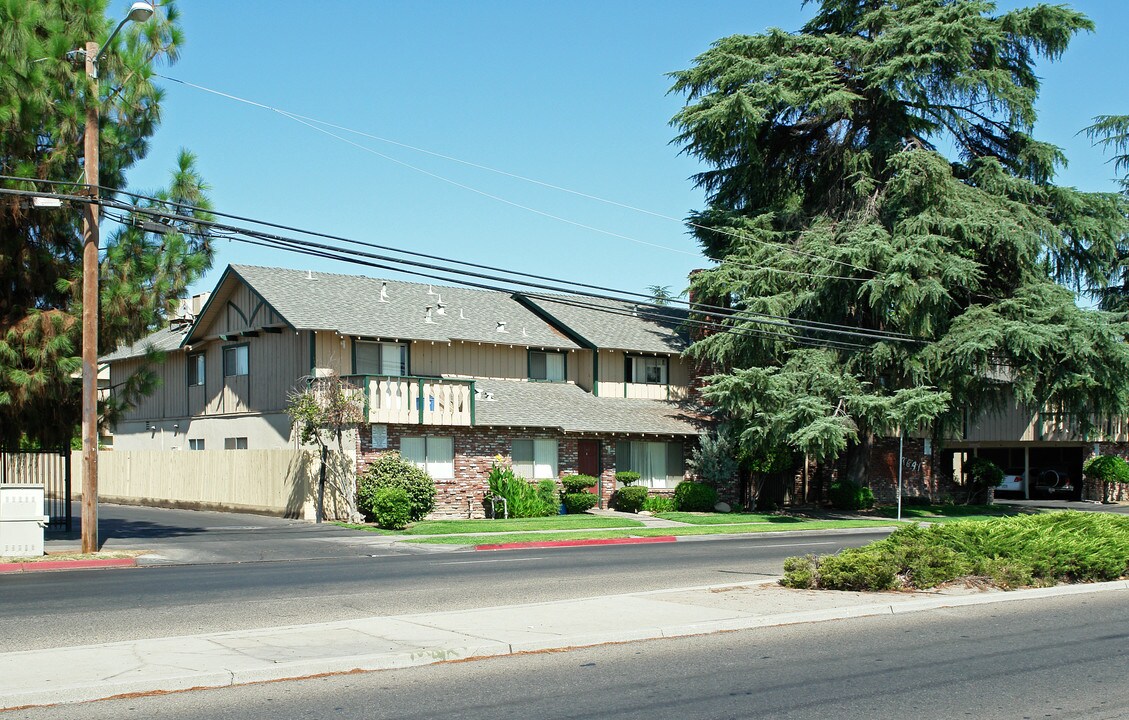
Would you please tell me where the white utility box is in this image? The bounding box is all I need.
[0,485,48,558]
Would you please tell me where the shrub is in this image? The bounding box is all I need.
[611,485,648,513]
[561,475,597,494]
[615,471,641,486]
[487,464,555,518]
[780,512,1129,591]
[536,479,559,510]
[828,480,875,511]
[358,452,435,522]
[369,486,411,530]
[1083,455,1129,503]
[673,481,718,512]
[642,494,675,513]
[562,492,598,514]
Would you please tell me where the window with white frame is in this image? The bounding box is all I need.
[615,440,684,488]
[223,345,248,377]
[355,340,408,376]
[188,438,205,450]
[400,436,454,479]
[625,355,668,385]
[512,438,559,479]
[188,353,205,386]
[528,351,566,382]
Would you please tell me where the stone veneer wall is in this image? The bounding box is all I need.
[1087,442,1129,502]
[356,423,693,519]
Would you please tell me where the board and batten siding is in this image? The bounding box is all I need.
[213,283,285,336]
[390,341,580,383]
[595,349,689,401]
[962,401,1129,444]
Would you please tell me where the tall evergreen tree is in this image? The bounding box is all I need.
[670,0,1129,482]
[0,0,213,447]
[1085,114,1129,312]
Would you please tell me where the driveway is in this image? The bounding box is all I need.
[45,503,412,565]
[994,498,1129,514]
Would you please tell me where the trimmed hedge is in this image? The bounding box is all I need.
[358,452,436,522]
[611,485,648,513]
[561,475,597,494]
[673,481,718,512]
[369,486,411,530]
[615,471,641,486]
[562,492,598,514]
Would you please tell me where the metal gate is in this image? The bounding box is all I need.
[0,449,72,531]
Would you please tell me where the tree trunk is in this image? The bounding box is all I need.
[317,442,327,524]
[844,431,873,488]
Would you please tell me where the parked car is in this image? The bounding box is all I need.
[1032,468,1074,497]
[998,468,1026,495]
[996,468,1074,498]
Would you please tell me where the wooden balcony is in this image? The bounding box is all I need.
[342,375,475,426]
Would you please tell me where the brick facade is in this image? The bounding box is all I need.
[356,423,694,519]
[1086,442,1129,503]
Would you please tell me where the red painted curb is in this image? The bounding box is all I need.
[476,536,677,551]
[0,558,137,574]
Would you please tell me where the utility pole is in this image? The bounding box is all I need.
[78,3,155,554]
[81,40,101,555]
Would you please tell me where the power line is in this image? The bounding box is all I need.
[0,181,923,347]
[0,175,917,342]
[152,73,877,282]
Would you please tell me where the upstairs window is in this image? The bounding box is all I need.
[224,437,248,450]
[625,355,668,385]
[188,353,205,386]
[223,345,248,377]
[529,351,566,382]
[356,340,408,376]
[188,439,205,450]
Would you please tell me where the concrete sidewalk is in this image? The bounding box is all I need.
[3,577,1126,711]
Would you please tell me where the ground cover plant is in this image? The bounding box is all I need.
[782,512,1129,591]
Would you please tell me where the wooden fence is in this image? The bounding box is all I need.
[69,449,356,521]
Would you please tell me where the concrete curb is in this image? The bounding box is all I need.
[2,578,1125,710]
[0,557,137,574]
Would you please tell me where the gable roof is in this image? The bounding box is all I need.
[101,324,190,363]
[473,379,702,436]
[185,265,579,350]
[516,294,688,355]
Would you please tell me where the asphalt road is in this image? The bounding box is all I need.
[2,528,886,651]
[9,588,1126,719]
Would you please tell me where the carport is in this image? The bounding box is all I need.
[940,443,1084,501]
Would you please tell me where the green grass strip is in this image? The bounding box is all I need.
[404,516,644,535]
[656,512,811,525]
[404,520,892,545]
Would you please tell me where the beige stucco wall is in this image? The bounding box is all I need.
[111,412,295,451]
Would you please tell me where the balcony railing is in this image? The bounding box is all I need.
[341,375,476,426]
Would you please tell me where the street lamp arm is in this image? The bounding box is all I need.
[92,2,155,77]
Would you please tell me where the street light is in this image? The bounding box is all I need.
[80,2,155,554]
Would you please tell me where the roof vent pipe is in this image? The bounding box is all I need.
[379,281,389,303]
[496,321,508,333]
[424,306,436,324]
[459,308,467,320]
[436,302,447,316]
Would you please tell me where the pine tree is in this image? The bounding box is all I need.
[670,0,1129,483]
[0,0,213,447]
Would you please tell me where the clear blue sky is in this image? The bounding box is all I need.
[122,1,1129,300]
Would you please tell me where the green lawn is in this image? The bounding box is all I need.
[334,515,643,536]
[872,504,1039,523]
[405,519,894,545]
[655,512,808,525]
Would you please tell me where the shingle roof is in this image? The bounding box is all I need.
[517,294,688,354]
[100,324,190,362]
[473,379,702,436]
[190,265,578,350]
